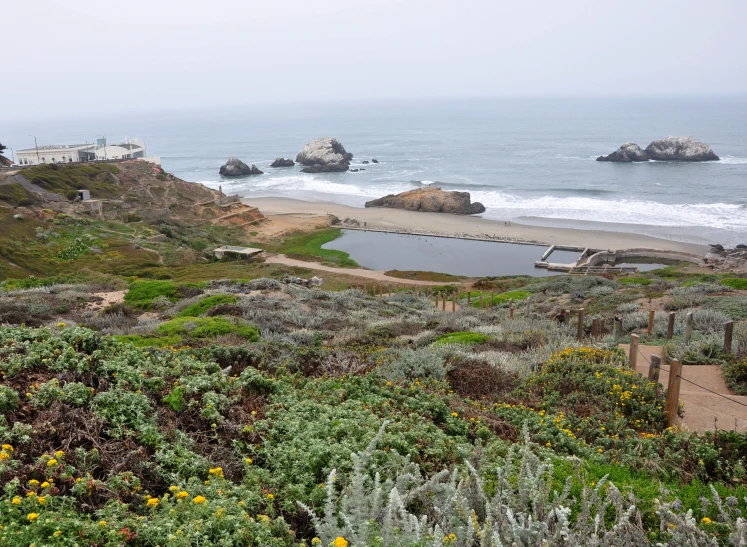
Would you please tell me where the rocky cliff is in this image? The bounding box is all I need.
[596,142,649,162]
[365,187,485,215]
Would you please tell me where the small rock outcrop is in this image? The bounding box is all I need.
[270,158,295,168]
[596,142,649,162]
[645,137,719,162]
[365,186,485,215]
[597,137,719,163]
[219,157,263,177]
[296,137,353,173]
[371,158,379,163]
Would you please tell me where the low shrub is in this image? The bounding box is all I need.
[112,334,184,347]
[723,357,747,395]
[620,276,652,286]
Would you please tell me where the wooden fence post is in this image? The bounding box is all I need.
[435,293,439,308]
[629,334,639,371]
[685,312,693,345]
[467,291,471,307]
[442,295,446,311]
[667,312,675,340]
[577,308,585,341]
[591,318,598,338]
[647,310,655,336]
[724,321,734,353]
[452,293,456,312]
[613,319,622,342]
[490,292,494,309]
[648,354,661,383]
[509,300,514,319]
[666,359,683,428]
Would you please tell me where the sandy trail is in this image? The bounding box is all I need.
[87,290,127,312]
[266,254,456,286]
[249,197,708,255]
[620,343,747,433]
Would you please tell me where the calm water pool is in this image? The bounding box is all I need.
[322,230,565,277]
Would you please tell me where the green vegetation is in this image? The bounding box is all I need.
[620,276,653,285]
[157,316,259,340]
[176,294,237,317]
[434,331,490,346]
[0,183,39,207]
[124,280,179,309]
[21,163,121,199]
[276,228,358,267]
[111,334,184,348]
[384,270,467,282]
[723,277,747,290]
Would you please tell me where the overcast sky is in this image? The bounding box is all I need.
[2,0,746,120]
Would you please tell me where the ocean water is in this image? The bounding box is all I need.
[5,98,747,245]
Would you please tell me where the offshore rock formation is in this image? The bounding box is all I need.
[365,186,485,215]
[219,157,263,177]
[645,137,720,162]
[597,137,719,162]
[270,158,295,168]
[296,137,353,173]
[596,143,649,162]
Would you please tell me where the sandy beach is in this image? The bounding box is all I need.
[247,197,709,256]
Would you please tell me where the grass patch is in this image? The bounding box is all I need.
[277,228,358,267]
[722,277,747,290]
[384,270,467,282]
[0,183,39,207]
[434,331,490,346]
[176,294,237,317]
[157,316,259,340]
[468,289,531,307]
[124,280,178,309]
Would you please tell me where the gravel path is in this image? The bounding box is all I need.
[266,254,452,286]
[620,343,747,433]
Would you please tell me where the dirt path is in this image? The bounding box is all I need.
[87,290,127,312]
[266,254,453,286]
[620,344,747,433]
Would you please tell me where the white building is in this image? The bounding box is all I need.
[94,140,147,161]
[16,144,96,166]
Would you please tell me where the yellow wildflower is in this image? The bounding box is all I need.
[41,482,50,489]
[312,539,322,546]
[47,459,58,467]
[57,322,66,328]
[702,517,712,525]
[546,442,552,447]
[37,496,47,505]
[334,537,349,547]
[99,520,107,526]
[27,513,39,522]
[193,495,207,504]
[11,497,21,505]
[209,467,224,478]
[176,491,189,500]
[169,485,179,492]
[1,444,12,452]
[55,450,64,458]
[146,498,159,507]
[245,458,253,464]
[451,412,458,417]
[29,480,40,487]
[267,493,274,500]
[0,453,9,460]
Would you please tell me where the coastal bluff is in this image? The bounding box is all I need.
[597,136,719,162]
[365,187,485,215]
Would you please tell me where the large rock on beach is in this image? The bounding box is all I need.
[596,142,649,162]
[365,186,485,215]
[644,136,719,162]
[270,158,295,168]
[219,157,263,177]
[296,137,353,173]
